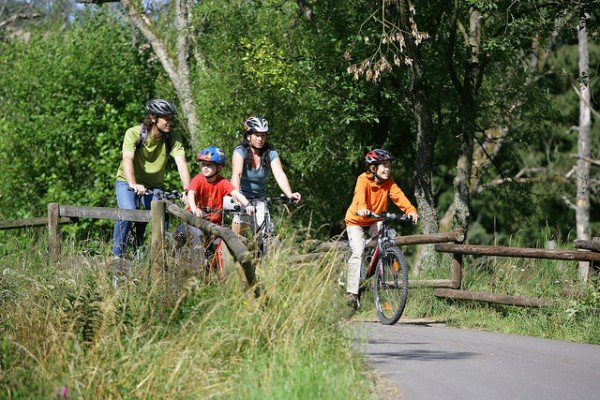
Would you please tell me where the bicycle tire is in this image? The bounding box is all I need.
[372,245,409,325]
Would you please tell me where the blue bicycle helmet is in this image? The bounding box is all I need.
[196,146,227,165]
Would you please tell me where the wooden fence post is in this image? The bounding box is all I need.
[150,200,166,270]
[48,203,61,264]
[451,253,462,289]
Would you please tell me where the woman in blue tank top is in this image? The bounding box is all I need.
[230,116,301,235]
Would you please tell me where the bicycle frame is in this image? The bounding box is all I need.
[364,221,396,278]
[204,236,225,280]
[357,212,413,325]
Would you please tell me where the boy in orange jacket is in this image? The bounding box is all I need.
[344,149,419,310]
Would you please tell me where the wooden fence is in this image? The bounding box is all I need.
[433,242,600,307]
[290,229,465,289]
[46,202,257,293]
[3,206,598,307]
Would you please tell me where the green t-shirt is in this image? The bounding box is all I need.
[116,124,186,188]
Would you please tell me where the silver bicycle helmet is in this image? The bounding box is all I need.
[145,99,177,117]
[243,116,269,133]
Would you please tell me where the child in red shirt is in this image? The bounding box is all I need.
[187,146,253,225]
[176,146,254,249]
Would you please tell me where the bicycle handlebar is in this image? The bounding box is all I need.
[127,188,181,200]
[364,211,415,224]
[264,193,296,205]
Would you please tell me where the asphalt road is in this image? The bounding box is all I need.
[353,321,600,400]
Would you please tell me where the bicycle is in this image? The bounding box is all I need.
[185,201,247,282]
[358,212,414,325]
[233,194,295,263]
[111,188,182,284]
[122,188,182,260]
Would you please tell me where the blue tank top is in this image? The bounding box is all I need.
[234,146,279,199]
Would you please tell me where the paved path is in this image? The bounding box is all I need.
[353,321,600,400]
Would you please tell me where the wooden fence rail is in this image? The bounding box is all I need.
[0,216,72,230]
[8,205,596,307]
[433,242,599,307]
[434,243,600,262]
[45,202,258,294]
[290,228,465,289]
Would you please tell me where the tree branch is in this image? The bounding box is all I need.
[0,12,42,31]
[561,194,577,210]
[570,154,600,166]
[446,0,463,94]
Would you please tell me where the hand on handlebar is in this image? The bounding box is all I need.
[244,205,255,215]
[407,212,419,225]
[130,184,147,195]
[356,209,371,216]
[286,192,301,204]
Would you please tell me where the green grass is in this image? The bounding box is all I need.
[2,228,599,399]
[0,234,376,399]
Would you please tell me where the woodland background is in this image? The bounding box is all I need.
[0,0,598,249]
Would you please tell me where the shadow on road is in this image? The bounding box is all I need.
[369,348,479,361]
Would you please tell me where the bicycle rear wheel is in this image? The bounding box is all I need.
[373,245,409,325]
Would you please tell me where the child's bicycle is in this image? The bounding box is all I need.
[359,211,414,325]
[185,203,245,282]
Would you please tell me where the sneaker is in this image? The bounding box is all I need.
[346,292,360,311]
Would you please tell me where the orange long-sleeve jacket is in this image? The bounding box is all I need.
[344,172,417,227]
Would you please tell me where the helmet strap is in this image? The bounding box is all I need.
[373,172,386,183]
[205,165,222,181]
[369,165,386,183]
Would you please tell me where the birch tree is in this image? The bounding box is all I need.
[77,0,200,147]
[576,4,591,282]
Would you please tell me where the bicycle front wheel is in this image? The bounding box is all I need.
[373,246,409,325]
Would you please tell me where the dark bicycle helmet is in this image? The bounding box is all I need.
[243,116,269,133]
[145,99,178,117]
[365,149,395,165]
[196,146,227,165]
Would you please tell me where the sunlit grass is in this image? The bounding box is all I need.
[2,226,598,398]
[0,234,376,399]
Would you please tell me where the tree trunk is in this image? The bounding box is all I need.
[447,5,482,232]
[116,0,199,147]
[398,0,440,273]
[175,0,199,148]
[576,6,591,282]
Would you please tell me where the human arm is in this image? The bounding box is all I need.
[270,157,301,203]
[174,154,191,191]
[122,150,146,195]
[389,182,418,224]
[354,174,370,216]
[187,190,204,218]
[230,189,255,215]
[231,150,245,191]
[174,154,191,204]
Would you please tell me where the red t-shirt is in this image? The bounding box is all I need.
[187,174,235,224]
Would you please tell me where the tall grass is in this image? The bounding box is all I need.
[0,234,376,399]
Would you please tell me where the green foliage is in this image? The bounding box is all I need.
[1,0,597,246]
[0,10,158,239]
